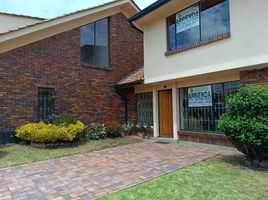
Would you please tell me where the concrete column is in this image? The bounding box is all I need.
[172,83,179,140]
[153,87,159,138]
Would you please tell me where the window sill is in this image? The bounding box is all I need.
[165,32,231,57]
[81,63,112,71]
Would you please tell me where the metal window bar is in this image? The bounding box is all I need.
[37,88,55,121]
[180,81,239,133]
[137,92,153,127]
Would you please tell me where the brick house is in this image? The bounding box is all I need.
[2,0,268,146]
[0,0,143,143]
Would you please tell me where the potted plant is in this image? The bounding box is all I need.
[122,122,134,136]
[142,123,148,129]
[136,123,141,129]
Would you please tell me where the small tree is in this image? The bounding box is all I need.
[218,85,268,161]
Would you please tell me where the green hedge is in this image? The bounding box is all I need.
[218,85,268,161]
[16,121,85,143]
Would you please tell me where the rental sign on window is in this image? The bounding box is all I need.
[176,5,200,33]
[188,85,212,107]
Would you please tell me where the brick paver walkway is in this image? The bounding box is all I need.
[0,142,220,200]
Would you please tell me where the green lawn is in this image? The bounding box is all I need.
[100,156,268,200]
[0,137,142,168]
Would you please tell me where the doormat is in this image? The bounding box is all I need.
[155,141,171,144]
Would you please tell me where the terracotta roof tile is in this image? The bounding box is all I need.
[117,66,144,86]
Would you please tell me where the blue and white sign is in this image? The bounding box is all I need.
[188,85,212,107]
[176,5,200,34]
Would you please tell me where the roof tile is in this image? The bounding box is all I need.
[117,66,144,86]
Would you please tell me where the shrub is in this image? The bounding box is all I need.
[103,119,122,138]
[45,114,78,126]
[218,85,268,161]
[16,121,85,143]
[83,124,106,140]
[84,119,122,140]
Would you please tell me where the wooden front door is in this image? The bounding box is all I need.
[159,90,173,138]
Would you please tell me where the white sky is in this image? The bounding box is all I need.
[0,0,157,18]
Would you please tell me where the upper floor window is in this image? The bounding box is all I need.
[167,0,230,51]
[80,18,109,67]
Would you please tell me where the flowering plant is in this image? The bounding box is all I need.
[83,123,106,140]
[102,119,122,138]
[84,119,122,140]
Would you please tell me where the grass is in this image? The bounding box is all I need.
[100,155,268,200]
[0,137,142,169]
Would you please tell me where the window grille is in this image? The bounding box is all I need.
[37,88,55,121]
[180,81,239,133]
[137,92,153,127]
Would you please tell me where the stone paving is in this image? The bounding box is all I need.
[0,142,221,200]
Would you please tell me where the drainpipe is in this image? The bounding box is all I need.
[114,81,143,124]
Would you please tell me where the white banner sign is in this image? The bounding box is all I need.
[176,5,200,34]
[188,85,212,107]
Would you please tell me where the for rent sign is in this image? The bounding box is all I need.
[176,5,200,34]
[188,85,212,107]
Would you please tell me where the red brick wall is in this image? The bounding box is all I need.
[119,87,137,124]
[178,131,233,146]
[240,67,268,86]
[0,13,143,133]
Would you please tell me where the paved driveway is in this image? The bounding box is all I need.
[0,142,220,200]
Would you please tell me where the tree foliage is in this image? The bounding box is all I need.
[218,85,268,161]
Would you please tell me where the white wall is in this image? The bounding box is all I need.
[0,14,42,34]
[143,0,268,84]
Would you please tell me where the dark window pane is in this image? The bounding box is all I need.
[224,81,240,96]
[212,84,224,132]
[37,88,55,121]
[94,18,109,67]
[80,18,109,67]
[176,5,200,48]
[167,15,176,51]
[80,23,94,64]
[176,26,200,48]
[180,88,189,130]
[201,0,230,40]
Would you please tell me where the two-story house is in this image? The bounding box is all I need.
[0,0,143,143]
[124,0,268,145]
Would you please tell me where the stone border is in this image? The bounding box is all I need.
[31,142,80,149]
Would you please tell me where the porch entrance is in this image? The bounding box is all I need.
[159,90,173,138]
